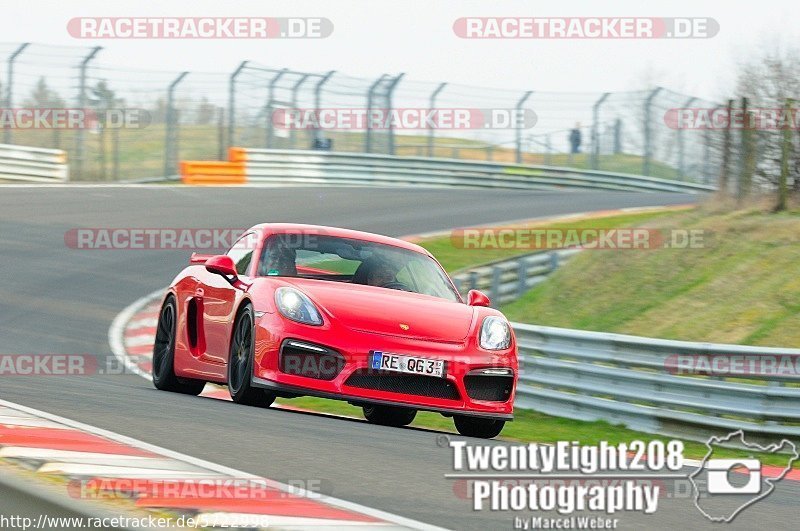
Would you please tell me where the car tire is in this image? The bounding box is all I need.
[152,296,205,395]
[228,304,276,408]
[362,405,417,427]
[454,415,505,439]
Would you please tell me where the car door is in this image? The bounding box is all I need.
[199,232,256,372]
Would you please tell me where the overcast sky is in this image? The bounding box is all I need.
[2,0,798,101]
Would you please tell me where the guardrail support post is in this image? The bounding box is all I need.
[265,68,288,149]
[227,61,248,150]
[549,252,559,272]
[74,46,101,180]
[642,87,662,176]
[164,71,189,179]
[3,43,29,145]
[591,93,610,170]
[515,91,533,164]
[365,74,388,154]
[469,270,479,292]
[490,266,502,307]
[289,74,310,149]
[677,96,696,181]
[517,259,528,298]
[313,70,335,147]
[386,73,405,156]
[427,82,447,157]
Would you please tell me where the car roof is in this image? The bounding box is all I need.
[248,223,432,256]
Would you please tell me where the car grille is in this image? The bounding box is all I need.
[344,369,460,400]
[464,375,514,402]
[279,341,345,381]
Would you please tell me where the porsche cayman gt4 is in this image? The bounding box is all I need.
[152,224,517,438]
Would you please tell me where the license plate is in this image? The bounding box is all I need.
[370,351,445,378]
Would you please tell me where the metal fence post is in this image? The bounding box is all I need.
[427,82,447,157]
[3,43,29,145]
[613,119,622,154]
[677,96,696,181]
[642,87,662,176]
[365,74,388,153]
[289,74,310,149]
[313,70,335,147]
[544,134,552,165]
[163,72,188,178]
[265,68,288,149]
[777,98,793,211]
[217,106,225,160]
[718,99,733,196]
[701,126,711,185]
[386,73,404,156]
[591,93,609,169]
[515,91,533,164]
[227,61,248,150]
[738,96,754,202]
[74,46,101,180]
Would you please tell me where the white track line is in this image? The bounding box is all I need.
[0,399,448,531]
[108,288,164,381]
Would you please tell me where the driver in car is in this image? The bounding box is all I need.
[261,236,298,276]
[367,259,396,287]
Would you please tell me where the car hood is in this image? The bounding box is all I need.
[283,278,474,342]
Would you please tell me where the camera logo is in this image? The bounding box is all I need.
[706,459,761,494]
[689,430,798,523]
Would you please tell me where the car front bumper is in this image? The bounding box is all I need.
[252,315,517,420]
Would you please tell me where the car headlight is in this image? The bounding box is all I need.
[275,287,323,326]
[480,316,511,350]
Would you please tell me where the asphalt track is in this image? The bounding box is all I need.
[1,186,795,530]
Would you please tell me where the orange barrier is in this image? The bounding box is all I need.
[227,147,248,163]
[180,160,245,185]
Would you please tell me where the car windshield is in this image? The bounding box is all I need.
[257,233,460,302]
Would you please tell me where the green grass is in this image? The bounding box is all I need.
[500,206,800,347]
[278,397,798,467]
[417,208,684,273]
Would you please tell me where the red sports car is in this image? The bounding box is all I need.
[152,224,517,438]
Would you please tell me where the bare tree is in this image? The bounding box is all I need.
[734,42,800,201]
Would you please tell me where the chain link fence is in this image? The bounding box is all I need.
[0,41,730,183]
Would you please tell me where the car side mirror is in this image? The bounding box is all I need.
[467,289,491,307]
[205,255,238,278]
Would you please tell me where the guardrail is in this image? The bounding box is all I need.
[512,324,800,442]
[0,144,69,182]
[182,148,715,193]
[452,249,579,306]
